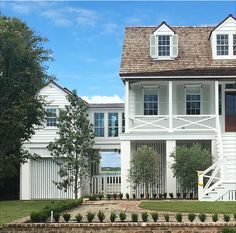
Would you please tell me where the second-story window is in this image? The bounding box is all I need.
[158,35,170,57]
[94,113,104,137]
[233,34,236,55]
[216,34,229,56]
[144,88,158,115]
[46,108,57,127]
[108,113,118,137]
[122,112,125,133]
[186,86,201,115]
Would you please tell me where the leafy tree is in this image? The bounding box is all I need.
[129,145,160,196]
[48,91,100,199]
[0,16,52,187]
[171,144,212,194]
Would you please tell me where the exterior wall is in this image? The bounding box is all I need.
[3,223,236,233]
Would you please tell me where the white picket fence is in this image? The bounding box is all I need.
[91,175,121,194]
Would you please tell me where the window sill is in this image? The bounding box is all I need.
[154,57,175,61]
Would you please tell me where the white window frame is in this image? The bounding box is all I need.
[94,112,105,137]
[213,33,236,59]
[46,107,58,128]
[185,85,202,115]
[108,112,119,137]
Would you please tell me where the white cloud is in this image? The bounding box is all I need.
[11,2,31,14]
[81,95,123,104]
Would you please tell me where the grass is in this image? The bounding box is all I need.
[0,200,53,228]
[139,201,236,214]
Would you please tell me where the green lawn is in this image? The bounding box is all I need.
[0,200,53,228]
[139,201,236,214]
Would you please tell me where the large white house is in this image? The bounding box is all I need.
[21,15,236,201]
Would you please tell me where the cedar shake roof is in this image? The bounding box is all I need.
[120,26,236,77]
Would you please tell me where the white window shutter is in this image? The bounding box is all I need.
[150,35,157,58]
[172,34,178,58]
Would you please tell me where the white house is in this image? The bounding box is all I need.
[20,15,236,201]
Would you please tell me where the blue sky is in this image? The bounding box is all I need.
[1,1,236,103]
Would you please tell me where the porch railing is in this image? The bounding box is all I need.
[129,115,216,132]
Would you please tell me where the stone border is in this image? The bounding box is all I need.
[4,222,236,228]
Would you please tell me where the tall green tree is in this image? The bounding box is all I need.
[129,145,160,196]
[0,16,52,186]
[171,144,212,194]
[48,91,100,199]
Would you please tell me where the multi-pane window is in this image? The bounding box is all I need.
[46,108,57,126]
[144,89,158,115]
[122,113,125,133]
[94,113,104,137]
[219,84,222,115]
[186,86,201,115]
[233,34,236,55]
[216,34,229,56]
[158,35,170,56]
[108,113,118,137]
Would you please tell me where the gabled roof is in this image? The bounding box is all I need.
[154,21,175,34]
[120,24,236,77]
[209,14,236,39]
[48,79,72,94]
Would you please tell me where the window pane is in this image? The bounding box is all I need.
[233,35,236,56]
[216,34,229,56]
[143,88,158,115]
[186,87,201,115]
[46,108,57,126]
[158,35,170,56]
[94,113,104,137]
[108,113,118,137]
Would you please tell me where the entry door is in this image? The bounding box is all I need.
[225,92,236,132]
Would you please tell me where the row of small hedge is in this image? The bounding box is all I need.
[30,198,83,223]
[52,211,236,223]
[222,228,236,233]
[89,192,196,201]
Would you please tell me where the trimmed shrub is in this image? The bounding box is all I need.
[131,213,138,222]
[125,193,129,199]
[223,214,230,222]
[30,212,41,223]
[97,210,106,222]
[63,213,70,223]
[107,194,111,200]
[188,213,196,222]
[141,212,148,222]
[119,211,127,222]
[140,193,144,199]
[75,213,83,223]
[119,193,123,200]
[175,213,182,222]
[110,212,117,222]
[234,213,236,220]
[222,227,236,233]
[113,193,117,200]
[183,193,187,199]
[159,193,163,199]
[163,192,167,199]
[190,192,194,199]
[164,214,169,222]
[98,193,104,200]
[169,193,174,199]
[132,194,136,199]
[151,212,158,222]
[89,194,97,201]
[212,213,218,222]
[198,213,206,222]
[177,192,181,198]
[153,193,157,199]
[54,212,60,223]
[86,211,95,223]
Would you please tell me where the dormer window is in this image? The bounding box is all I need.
[158,35,170,57]
[216,34,228,56]
[150,22,178,60]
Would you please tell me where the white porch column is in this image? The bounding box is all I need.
[120,140,131,196]
[215,80,219,128]
[20,160,31,200]
[168,81,173,132]
[165,140,176,195]
[125,81,129,133]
